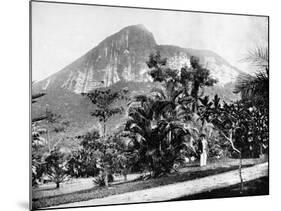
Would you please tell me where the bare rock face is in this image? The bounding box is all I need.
[32,24,244,141]
[34,24,242,94]
[35,24,156,93]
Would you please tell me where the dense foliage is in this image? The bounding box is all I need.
[122,52,218,177]
[32,48,269,189]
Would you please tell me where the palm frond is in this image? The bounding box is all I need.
[243,46,268,69]
[150,87,167,100]
[234,70,268,101]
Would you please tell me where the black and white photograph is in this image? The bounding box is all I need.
[30,1,269,210]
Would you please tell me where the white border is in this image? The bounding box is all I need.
[0,0,279,211]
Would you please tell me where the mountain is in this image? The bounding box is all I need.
[34,24,241,93]
[34,25,157,94]
[32,24,242,143]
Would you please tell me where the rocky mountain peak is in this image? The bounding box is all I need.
[34,24,242,94]
[98,24,156,53]
[33,24,242,137]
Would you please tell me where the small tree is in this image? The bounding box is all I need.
[82,88,129,137]
[205,100,253,193]
[44,110,70,152]
[44,147,69,188]
[107,133,139,181]
[31,122,47,186]
[82,88,129,186]
[182,56,217,112]
[72,130,128,186]
[32,90,47,186]
[67,131,101,178]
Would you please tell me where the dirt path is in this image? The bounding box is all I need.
[51,162,268,208]
[33,158,264,199]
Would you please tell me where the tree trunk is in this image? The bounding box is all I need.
[103,122,106,138]
[46,108,51,153]
[47,128,51,153]
[56,182,60,188]
[223,130,243,194]
[192,98,198,113]
[238,152,244,194]
[124,173,128,181]
[260,143,263,157]
[191,84,199,113]
[104,172,109,187]
[168,130,172,144]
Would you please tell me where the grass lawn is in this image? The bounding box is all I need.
[32,163,253,209]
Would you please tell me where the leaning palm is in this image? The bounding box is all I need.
[234,46,269,108]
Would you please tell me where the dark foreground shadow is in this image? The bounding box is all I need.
[170,176,269,201]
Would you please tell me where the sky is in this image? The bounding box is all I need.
[32,1,268,81]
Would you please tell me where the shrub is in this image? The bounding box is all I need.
[93,173,114,187]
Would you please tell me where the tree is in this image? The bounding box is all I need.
[234,46,269,156]
[146,51,217,118]
[182,56,217,112]
[44,147,70,188]
[234,46,269,110]
[82,88,129,137]
[81,88,129,186]
[71,130,132,186]
[106,132,138,181]
[35,109,70,153]
[125,94,191,177]
[31,122,47,186]
[203,99,261,193]
[32,90,47,186]
[67,131,101,178]
[147,52,218,162]
[123,52,216,177]
[147,51,187,116]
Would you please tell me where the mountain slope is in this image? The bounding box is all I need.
[34,24,242,93]
[34,24,157,94]
[33,24,241,140]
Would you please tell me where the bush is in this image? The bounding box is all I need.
[93,173,114,187]
[93,175,106,187]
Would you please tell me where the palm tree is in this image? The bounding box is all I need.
[234,46,269,108]
[124,94,191,177]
